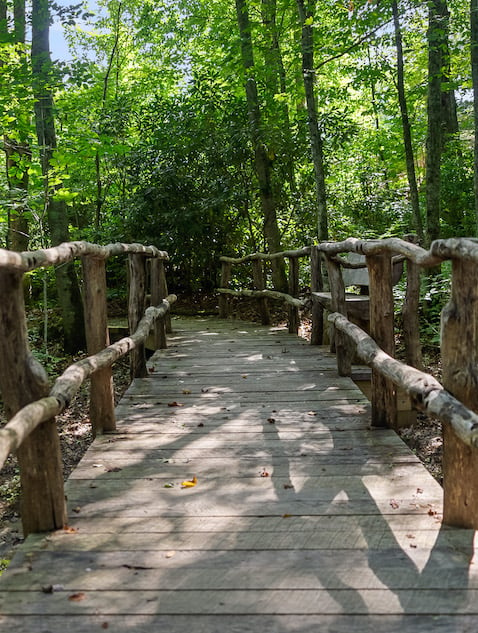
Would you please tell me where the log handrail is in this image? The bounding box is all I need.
[0,296,176,470]
[221,236,478,529]
[0,241,174,536]
[217,247,311,333]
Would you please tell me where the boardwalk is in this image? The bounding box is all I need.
[0,316,477,632]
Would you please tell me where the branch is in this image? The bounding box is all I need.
[315,18,393,73]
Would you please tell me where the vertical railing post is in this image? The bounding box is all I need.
[82,255,116,435]
[367,252,397,428]
[151,258,167,349]
[0,268,66,536]
[441,257,478,528]
[310,245,324,345]
[218,260,232,319]
[287,256,299,334]
[128,253,147,379]
[252,258,271,325]
[325,255,352,376]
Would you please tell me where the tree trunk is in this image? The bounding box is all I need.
[471,0,478,235]
[235,0,287,291]
[392,1,423,244]
[296,0,328,241]
[1,0,30,252]
[260,0,298,208]
[425,0,444,246]
[31,0,85,352]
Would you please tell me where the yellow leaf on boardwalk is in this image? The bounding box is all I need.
[181,476,197,489]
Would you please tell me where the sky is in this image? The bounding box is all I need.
[49,0,100,62]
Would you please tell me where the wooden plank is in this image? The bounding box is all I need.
[2,588,478,615]
[1,615,477,633]
[5,544,477,590]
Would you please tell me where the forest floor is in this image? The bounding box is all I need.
[0,296,443,572]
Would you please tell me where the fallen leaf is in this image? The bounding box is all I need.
[106,467,122,473]
[182,389,191,395]
[283,483,294,490]
[410,543,417,548]
[260,470,270,478]
[148,366,155,373]
[181,476,198,488]
[164,483,174,488]
[282,513,293,518]
[307,411,317,416]
[68,592,86,602]
[72,506,81,514]
[428,508,437,516]
[416,488,423,494]
[197,422,204,427]
[390,499,400,509]
[62,525,78,534]
[267,418,276,424]
[167,402,183,407]
[242,374,248,379]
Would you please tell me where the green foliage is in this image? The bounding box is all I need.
[0,0,476,304]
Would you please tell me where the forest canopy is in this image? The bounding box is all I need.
[1,0,477,300]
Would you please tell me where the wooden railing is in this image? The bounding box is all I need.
[218,247,311,333]
[218,237,478,529]
[0,241,176,536]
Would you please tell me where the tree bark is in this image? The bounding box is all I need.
[1,0,30,252]
[296,0,328,241]
[392,1,423,243]
[235,0,287,291]
[471,0,478,235]
[425,0,445,246]
[31,0,85,352]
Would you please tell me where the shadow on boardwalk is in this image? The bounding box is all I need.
[0,317,476,632]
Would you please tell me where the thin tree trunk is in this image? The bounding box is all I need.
[425,0,444,246]
[260,0,298,203]
[235,0,287,290]
[392,0,423,243]
[296,0,328,241]
[1,0,30,251]
[31,0,85,352]
[472,0,478,235]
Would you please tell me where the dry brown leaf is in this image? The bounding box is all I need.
[167,402,183,407]
[62,525,78,534]
[182,389,191,394]
[68,592,86,602]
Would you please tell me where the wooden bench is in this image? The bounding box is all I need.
[311,252,404,335]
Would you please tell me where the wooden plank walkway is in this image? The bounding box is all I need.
[0,316,477,632]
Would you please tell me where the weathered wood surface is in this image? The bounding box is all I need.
[0,317,475,631]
